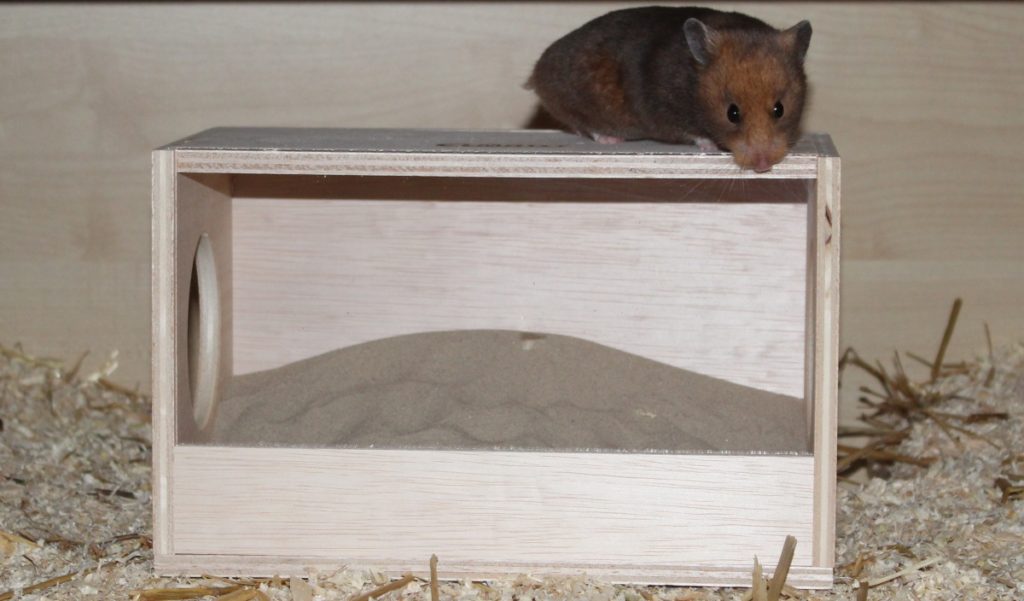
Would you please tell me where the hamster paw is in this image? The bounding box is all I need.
[591,133,624,145]
[693,137,720,152]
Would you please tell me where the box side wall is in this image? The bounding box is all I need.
[153,168,234,563]
[173,174,233,444]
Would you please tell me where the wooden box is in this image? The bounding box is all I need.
[152,128,840,588]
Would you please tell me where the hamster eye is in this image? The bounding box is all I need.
[773,102,785,119]
[727,104,741,124]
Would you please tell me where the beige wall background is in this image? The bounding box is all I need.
[2,2,1022,421]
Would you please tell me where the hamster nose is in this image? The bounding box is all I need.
[752,154,773,173]
[731,142,783,172]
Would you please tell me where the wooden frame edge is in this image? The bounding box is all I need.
[154,555,833,589]
[151,148,176,558]
[811,155,841,569]
[173,149,819,180]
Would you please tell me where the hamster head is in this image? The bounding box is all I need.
[684,18,812,172]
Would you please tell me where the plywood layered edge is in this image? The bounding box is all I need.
[153,556,831,589]
[175,150,817,179]
[811,156,841,569]
[154,556,833,589]
[151,149,175,559]
[168,128,830,180]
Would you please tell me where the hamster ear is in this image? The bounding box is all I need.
[684,18,718,66]
[783,20,813,63]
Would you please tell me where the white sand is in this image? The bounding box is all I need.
[213,330,808,453]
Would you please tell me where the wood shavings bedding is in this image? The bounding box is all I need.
[2,341,1023,600]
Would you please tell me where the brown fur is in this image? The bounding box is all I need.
[527,7,811,171]
[584,54,638,134]
[696,33,806,171]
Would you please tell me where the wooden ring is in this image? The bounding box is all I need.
[187,233,220,430]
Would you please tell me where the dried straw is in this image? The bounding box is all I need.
[837,298,1006,477]
[348,574,416,601]
[429,555,440,601]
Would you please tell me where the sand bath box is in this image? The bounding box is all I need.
[151,127,840,587]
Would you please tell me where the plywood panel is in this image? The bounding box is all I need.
[2,2,1023,397]
[170,446,818,584]
[155,130,833,586]
[232,197,808,396]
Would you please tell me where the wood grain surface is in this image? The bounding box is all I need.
[232,196,808,395]
[153,132,835,585]
[2,3,1023,427]
[168,445,821,586]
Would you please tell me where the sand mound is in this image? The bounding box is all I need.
[213,330,808,453]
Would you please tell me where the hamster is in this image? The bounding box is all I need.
[527,6,812,172]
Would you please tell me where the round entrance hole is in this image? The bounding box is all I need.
[187,233,221,430]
